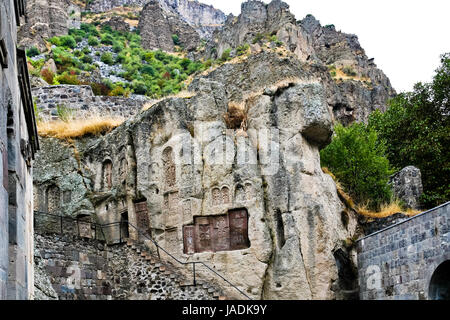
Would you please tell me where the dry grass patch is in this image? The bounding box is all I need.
[321,167,422,218]
[357,200,422,218]
[38,116,124,140]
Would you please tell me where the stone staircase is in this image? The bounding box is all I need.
[107,238,229,300]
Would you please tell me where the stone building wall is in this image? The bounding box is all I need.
[357,202,450,300]
[1,0,39,300]
[32,85,152,121]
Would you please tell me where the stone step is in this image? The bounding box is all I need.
[218,296,227,300]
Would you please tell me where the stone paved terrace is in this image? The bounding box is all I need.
[357,202,450,300]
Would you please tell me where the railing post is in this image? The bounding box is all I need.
[156,244,160,260]
[119,222,122,243]
[60,216,63,234]
[193,262,196,286]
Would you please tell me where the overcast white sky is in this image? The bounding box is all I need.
[201,0,450,93]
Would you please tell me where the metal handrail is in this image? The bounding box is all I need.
[34,211,252,300]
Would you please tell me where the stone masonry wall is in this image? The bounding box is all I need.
[32,85,152,121]
[357,202,450,300]
[35,233,224,300]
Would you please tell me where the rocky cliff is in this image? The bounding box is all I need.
[201,0,395,124]
[138,0,226,51]
[18,0,81,52]
[138,0,201,52]
[33,49,362,299]
[88,0,226,39]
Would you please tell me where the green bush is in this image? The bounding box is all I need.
[343,66,357,77]
[88,36,99,46]
[172,34,180,45]
[220,49,231,62]
[26,46,40,57]
[100,33,114,45]
[369,53,450,208]
[236,44,250,56]
[100,52,114,65]
[320,123,393,210]
[55,72,80,85]
[58,35,77,49]
[81,54,93,64]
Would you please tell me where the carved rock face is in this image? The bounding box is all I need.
[33,50,360,300]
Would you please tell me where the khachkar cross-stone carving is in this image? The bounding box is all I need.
[162,147,176,188]
[182,209,249,254]
[212,188,221,206]
[183,225,195,254]
[135,201,150,231]
[212,186,231,206]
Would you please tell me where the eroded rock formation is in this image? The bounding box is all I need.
[18,0,81,52]
[138,0,201,52]
[34,50,362,299]
[201,0,395,124]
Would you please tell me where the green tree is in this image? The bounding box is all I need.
[320,123,394,210]
[369,53,450,208]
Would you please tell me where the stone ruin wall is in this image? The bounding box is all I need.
[34,233,221,300]
[32,85,152,121]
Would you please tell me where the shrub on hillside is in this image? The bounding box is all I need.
[26,46,40,57]
[320,123,393,210]
[101,52,114,65]
[41,68,55,84]
[88,36,99,46]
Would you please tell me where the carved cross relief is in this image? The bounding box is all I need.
[183,209,249,254]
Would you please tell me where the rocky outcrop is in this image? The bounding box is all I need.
[299,15,396,124]
[18,0,81,52]
[202,0,395,124]
[87,0,148,12]
[204,0,313,62]
[89,0,226,40]
[389,166,423,210]
[138,0,201,52]
[101,16,131,33]
[33,50,362,299]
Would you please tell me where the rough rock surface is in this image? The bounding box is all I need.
[138,0,201,52]
[34,50,361,299]
[389,166,423,210]
[89,0,226,41]
[299,15,396,124]
[201,0,395,124]
[18,0,81,52]
[102,16,131,33]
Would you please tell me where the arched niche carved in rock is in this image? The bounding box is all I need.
[162,147,176,188]
[46,185,60,214]
[102,159,113,190]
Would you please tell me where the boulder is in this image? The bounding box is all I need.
[389,166,423,210]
